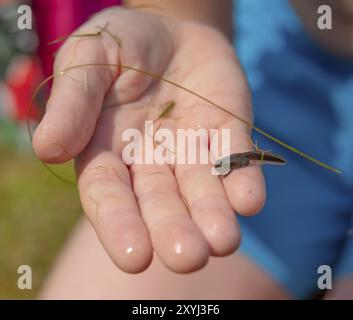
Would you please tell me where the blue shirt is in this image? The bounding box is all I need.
[234,0,353,298]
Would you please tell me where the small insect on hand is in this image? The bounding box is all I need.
[148,100,177,153]
[156,100,176,121]
[214,139,287,177]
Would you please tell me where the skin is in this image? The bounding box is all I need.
[40,218,290,299]
[125,0,234,40]
[32,4,266,274]
[39,218,353,299]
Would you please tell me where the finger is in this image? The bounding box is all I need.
[77,147,153,273]
[175,146,241,256]
[33,9,173,164]
[33,33,117,163]
[214,120,266,216]
[131,163,209,273]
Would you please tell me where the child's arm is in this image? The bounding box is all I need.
[125,0,233,40]
[32,3,265,273]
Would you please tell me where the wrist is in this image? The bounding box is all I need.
[123,0,233,41]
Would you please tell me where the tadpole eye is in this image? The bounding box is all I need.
[215,159,222,168]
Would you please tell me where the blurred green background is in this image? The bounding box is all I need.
[0,2,82,299]
[0,146,81,299]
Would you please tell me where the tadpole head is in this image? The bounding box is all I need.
[215,158,223,169]
[214,157,231,176]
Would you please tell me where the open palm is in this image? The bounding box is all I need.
[33,8,265,273]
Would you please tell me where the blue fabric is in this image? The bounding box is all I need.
[234,0,353,298]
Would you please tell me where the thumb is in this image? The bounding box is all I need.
[32,8,173,163]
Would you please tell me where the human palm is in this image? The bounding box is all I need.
[33,8,265,273]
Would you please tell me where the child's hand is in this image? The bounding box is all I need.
[32,8,265,273]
